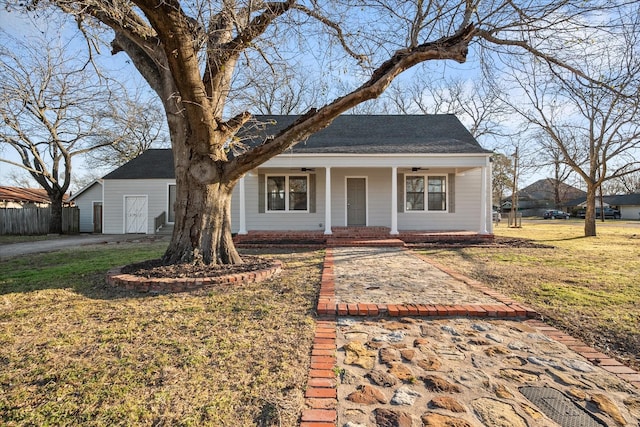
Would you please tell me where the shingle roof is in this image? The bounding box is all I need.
[0,186,70,204]
[511,179,586,202]
[102,149,175,179]
[607,193,640,205]
[103,115,489,179]
[240,114,490,154]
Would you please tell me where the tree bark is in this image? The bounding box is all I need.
[163,171,241,265]
[584,183,597,237]
[49,192,64,234]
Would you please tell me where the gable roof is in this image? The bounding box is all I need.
[239,114,491,154]
[69,180,103,201]
[103,114,489,180]
[103,149,175,180]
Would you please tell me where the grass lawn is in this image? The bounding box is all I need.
[0,241,321,426]
[418,219,640,370]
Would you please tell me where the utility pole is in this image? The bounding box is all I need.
[510,146,520,227]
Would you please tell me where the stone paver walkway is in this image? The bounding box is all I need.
[302,247,640,427]
[332,247,497,305]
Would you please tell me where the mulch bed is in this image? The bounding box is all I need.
[121,256,278,279]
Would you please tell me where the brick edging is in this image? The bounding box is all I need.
[525,319,640,390]
[105,260,282,293]
[301,319,338,427]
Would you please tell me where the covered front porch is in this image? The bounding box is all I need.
[232,159,493,237]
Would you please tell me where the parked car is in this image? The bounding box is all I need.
[576,207,621,219]
[543,209,570,219]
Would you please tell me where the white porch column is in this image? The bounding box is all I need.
[324,167,332,235]
[238,175,247,235]
[480,163,489,234]
[391,166,399,235]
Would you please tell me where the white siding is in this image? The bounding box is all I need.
[329,168,391,227]
[242,169,326,231]
[103,179,174,234]
[231,184,240,234]
[104,163,492,234]
[73,182,103,233]
[398,168,483,231]
[235,167,489,232]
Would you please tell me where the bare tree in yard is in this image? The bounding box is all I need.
[232,62,323,115]
[603,172,640,195]
[0,32,136,233]
[388,75,510,141]
[16,0,623,264]
[491,153,513,210]
[86,95,169,171]
[503,11,640,236]
[536,132,575,208]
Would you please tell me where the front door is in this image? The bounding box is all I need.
[347,178,366,226]
[125,196,148,234]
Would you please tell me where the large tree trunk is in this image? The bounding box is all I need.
[163,174,241,265]
[157,100,244,265]
[584,183,597,237]
[48,192,64,234]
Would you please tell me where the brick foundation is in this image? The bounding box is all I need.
[235,227,495,247]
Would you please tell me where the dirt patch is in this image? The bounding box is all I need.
[120,256,278,279]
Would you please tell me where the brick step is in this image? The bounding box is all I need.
[330,226,391,238]
[326,238,405,247]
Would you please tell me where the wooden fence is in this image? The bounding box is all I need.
[0,207,79,235]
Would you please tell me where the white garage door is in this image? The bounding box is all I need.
[125,196,148,234]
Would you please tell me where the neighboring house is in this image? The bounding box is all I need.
[502,179,586,216]
[0,186,71,208]
[568,193,640,220]
[69,180,104,233]
[93,115,494,236]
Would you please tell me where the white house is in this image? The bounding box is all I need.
[76,115,495,237]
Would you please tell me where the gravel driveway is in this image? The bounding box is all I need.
[0,234,162,260]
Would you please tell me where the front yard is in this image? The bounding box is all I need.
[0,242,321,426]
[419,219,640,371]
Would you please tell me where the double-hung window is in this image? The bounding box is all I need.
[266,175,308,212]
[405,176,425,211]
[405,175,447,212]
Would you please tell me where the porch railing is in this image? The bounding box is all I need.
[154,211,166,233]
